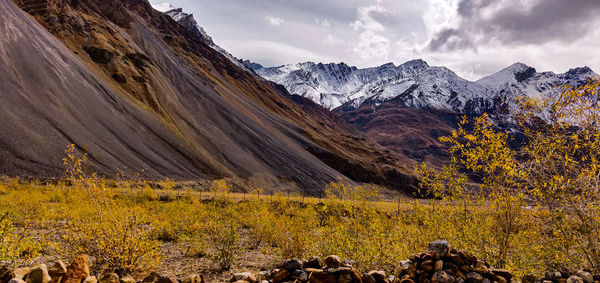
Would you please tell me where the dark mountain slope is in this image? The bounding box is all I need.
[1,0,416,194]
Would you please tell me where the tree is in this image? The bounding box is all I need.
[416,79,600,269]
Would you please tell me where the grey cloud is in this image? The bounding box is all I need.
[429,0,600,51]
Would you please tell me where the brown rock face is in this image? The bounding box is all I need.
[3,0,416,195]
[60,255,90,283]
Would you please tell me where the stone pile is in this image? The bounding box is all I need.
[3,241,600,283]
[0,255,204,283]
[523,269,600,283]
[231,240,513,283]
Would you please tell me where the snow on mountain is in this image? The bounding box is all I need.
[152,4,252,72]
[151,3,175,12]
[252,60,598,114]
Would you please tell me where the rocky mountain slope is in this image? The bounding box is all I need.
[151,3,252,72]
[252,60,597,162]
[1,0,416,194]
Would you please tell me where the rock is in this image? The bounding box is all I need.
[341,260,356,268]
[60,255,90,283]
[14,269,31,280]
[338,273,352,283]
[83,276,97,283]
[434,260,443,272]
[100,274,119,283]
[465,272,483,283]
[141,272,177,283]
[304,268,336,283]
[324,255,341,268]
[119,275,135,283]
[257,271,270,281]
[282,258,302,271]
[421,260,434,272]
[542,281,552,283]
[231,281,249,283]
[48,261,67,281]
[181,275,203,283]
[568,276,584,283]
[399,260,415,278]
[427,241,450,257]
[456,271,466,280]
[432,271,454,283]
[362,273,376,283]
[490,268,512,281]
[561,268,573,279]
[271,269,289,283]
[522,274,538,283]
[230,272,255,283]
[546,272,563,281]
[9,280,27,283]
[290,270,307,281]
[576,271,593,283]
[388,275,399,283]
[472,261,488,274]
[303,256,324,269]
[25,265,51,283]
[368,270,387,283]
[1,269,15,283]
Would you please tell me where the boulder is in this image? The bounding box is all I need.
[119,275,135,283]
[367,271,387,283]
[575,271,593,283]
[362,273,376,283]
[472,261,488,274]
[60,255,89,283]
[304,268,336,283]
[25,265,51,283]
[83,276,97,283]
[48,261,67,282]
[100,274,119,283]
[181,275,203,283]
[427,241,450,257]
[465,272,483,283]
[282,259,302,271]
[490,268,512,281]
[567,276,584,283]
[290,270,308,281]
[270,269,289,283]
[13,269,31,280]
[9,279,27,283]
[432,271,453,283]
[230,272,255,283]
[1,268,15,283]
[141,272,177,283]
[522,274,538,283]
[323,255,341,269]
[303,257,324,269]
[257,271,270,281]
[434,260,443,272]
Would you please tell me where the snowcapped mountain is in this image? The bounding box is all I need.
[151,3,251,72]
[251,60,597,114]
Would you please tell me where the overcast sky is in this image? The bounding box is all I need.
[149,0,600,80]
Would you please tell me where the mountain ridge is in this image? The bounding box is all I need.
[251,60,598,114]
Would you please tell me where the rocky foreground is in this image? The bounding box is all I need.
[1,241,598,283]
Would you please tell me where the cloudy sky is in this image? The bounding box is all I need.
[149,0,600,80]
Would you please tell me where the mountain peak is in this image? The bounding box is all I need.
[400,59,429,69]
[506,62,534,72]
